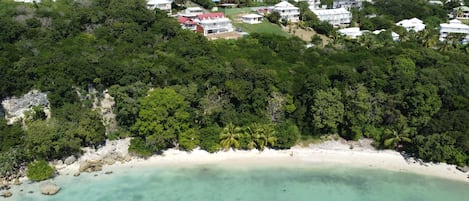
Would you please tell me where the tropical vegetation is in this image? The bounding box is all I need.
[0,0,468,180]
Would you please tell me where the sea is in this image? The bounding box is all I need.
[8,164,469,201]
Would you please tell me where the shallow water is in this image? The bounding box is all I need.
[9,164,469,201]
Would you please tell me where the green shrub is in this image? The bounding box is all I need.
[128,138,153,157]
[26,160,55,181]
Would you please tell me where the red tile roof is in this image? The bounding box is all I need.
[197,12,225,20]
[178,16,197,25]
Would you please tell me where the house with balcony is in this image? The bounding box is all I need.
[311,8,352,26]
[147,0,172,14]
[439,19,469,44]
[453,6,469,20]
[272,1,300,23]
[333,0,365,10]
[179,7,205,19]
[194,13,234,36]
[178,17,198,31]
[396,18,426,32]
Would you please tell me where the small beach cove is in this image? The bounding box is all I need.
[5,138,469,200]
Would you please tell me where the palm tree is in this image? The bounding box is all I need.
[244,123,277,151]
[383,125,412,150]
[220,123,241,151]
[255,124,277,151]
[244,123,260,150]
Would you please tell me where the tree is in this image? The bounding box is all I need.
[402,83,442,128]
[244,123,277,151]
[132,88,191,153]
[268,12,281,24]
[219,123,241,151]
[342,84,372,140]
[274,120,300,149]
[24,120,81,160]
[75,109,106,148]
[311,88,344,133]
[383,125,412,150]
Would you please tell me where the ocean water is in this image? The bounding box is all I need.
[9,164,469,201]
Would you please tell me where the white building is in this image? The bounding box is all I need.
[396,18,426,32]
[333,0,364,10]
[439,19,469,43]
[178,16,197,31]
[338,27,366,39]
[241,14,263,24]
[147,0,172,14]
[308,0,322,10]
[272,1,300,23]
[179,7,204,18]
[194,13,234,36]
[373,29,400,41]
[311,8,352,26]
[453,6,469,19]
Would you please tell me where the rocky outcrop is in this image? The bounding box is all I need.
[40,182,60,195]
[1,90,50,124]
[99,91,117,135]
[64,155,77,165]
[456,166,469,173]
[79,160,104,172]
[1,191,12,198]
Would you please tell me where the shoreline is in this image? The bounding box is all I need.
[54,138,469,184]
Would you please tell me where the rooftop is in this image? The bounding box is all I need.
[197,12,226,20]
[311,8,351,15]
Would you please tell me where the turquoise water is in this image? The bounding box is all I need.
[9,165,469,201]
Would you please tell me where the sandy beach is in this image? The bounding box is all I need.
[54,138,469,183]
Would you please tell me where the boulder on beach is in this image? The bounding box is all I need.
[456,166,469,173]
[40,182,61,195]
[14,178,21,185]
[1,191,12,198]
[73,172,80,177]
[79,160,103,172]
[64,155,77,165]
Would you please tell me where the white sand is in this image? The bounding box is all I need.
[56,138,469,183]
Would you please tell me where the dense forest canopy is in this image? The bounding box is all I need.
[0,0,468,177]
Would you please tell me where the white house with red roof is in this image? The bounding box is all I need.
[194,13,234,36]
[178,17,198,31]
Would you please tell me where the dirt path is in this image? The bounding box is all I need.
[282,25,331,45]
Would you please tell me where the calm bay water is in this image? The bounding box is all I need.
[10,165,469,201]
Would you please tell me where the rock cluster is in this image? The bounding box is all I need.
[40,182,61,195]
[1,191,12,198]
[64,155,77,165]
[79,160,104,173]
[456,166,469,173]
[1,90,50,124]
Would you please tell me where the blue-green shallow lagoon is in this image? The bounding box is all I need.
[10,165,469,201]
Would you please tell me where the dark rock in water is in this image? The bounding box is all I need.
[40,182,61,195]
[1,191,12,198]
[28,191,34,194]
[105,171,113,175]
[456,166,469,173]
[73,172,80,177]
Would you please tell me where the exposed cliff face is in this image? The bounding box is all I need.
[99,91,117,135]
[1,90,50,124]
